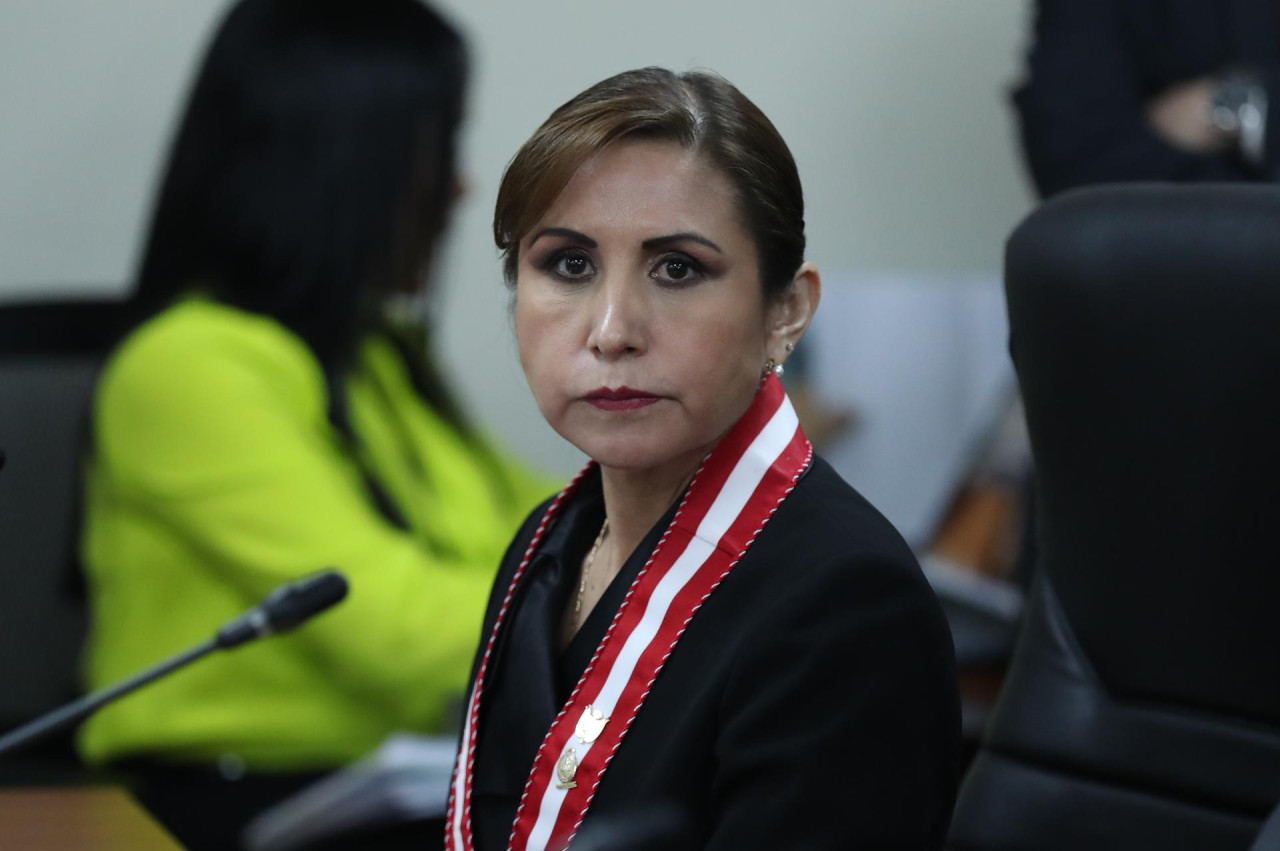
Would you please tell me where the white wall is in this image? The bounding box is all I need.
[0,1,1036,475]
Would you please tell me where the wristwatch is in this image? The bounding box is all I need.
[1209,70,1268,168]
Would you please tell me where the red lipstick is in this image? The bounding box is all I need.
[583,386,662,411]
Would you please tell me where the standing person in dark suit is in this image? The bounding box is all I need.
[445,68,961,851]
[1014,0,1280,197]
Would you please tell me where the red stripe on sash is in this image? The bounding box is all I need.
[539,380,787,735]
[546,424,813,847]
[446,468,594,851]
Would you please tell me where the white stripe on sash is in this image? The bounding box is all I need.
[450,683,480,849]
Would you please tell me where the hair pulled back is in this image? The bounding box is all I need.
[494,67,805,297]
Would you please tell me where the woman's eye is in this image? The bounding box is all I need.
[664,259,691,279]
[653,255,703,286]
[547,251,595,280]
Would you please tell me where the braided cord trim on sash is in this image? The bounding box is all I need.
[446,466,593,851]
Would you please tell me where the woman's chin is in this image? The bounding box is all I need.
[582,447,670,472]
[548,405,723,476]
[565,435,696,474]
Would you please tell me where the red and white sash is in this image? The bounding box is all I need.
[447,374,812,851]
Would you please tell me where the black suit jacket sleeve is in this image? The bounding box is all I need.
[706,551,960,849]
[1013,0,1260,197]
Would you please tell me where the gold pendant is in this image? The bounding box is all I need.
[555,747,579,790]
[574,705,610,744]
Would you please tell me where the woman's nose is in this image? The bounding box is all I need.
[586,275,648,359]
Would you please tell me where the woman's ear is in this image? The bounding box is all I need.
[767,261,821,366]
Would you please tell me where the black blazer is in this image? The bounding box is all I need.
[1014,0,1280,197]
[463,457,961,850]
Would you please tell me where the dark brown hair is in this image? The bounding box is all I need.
[494,67,805,296]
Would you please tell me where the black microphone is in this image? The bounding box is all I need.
[215,570,349,649]
[0,569,349,757]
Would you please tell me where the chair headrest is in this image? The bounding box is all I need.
[1004,183,1280,724]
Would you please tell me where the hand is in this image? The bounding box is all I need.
[1145,77,1229,154]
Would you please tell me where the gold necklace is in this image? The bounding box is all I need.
[573,518,610,616]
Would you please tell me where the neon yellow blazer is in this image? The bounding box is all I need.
[78,298,552,771]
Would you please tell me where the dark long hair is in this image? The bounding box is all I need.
[126,0,483,527]
[133,0,466,399]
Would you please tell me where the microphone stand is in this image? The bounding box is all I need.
[0,569,348,758]
[0,639,217,757]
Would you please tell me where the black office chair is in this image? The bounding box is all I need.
[947,185,1280,850]
[0,296,130,778]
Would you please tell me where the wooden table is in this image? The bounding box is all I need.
[0,787,180,849]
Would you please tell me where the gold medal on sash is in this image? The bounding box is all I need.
[574,705,610,744]
[555,748,579,790]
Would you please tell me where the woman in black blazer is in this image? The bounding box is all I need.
[446,67,960,851]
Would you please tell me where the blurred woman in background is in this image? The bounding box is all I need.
[77,1,550,846]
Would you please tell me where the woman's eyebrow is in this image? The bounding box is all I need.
[528,227,596,248]
[641,232,723,254]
